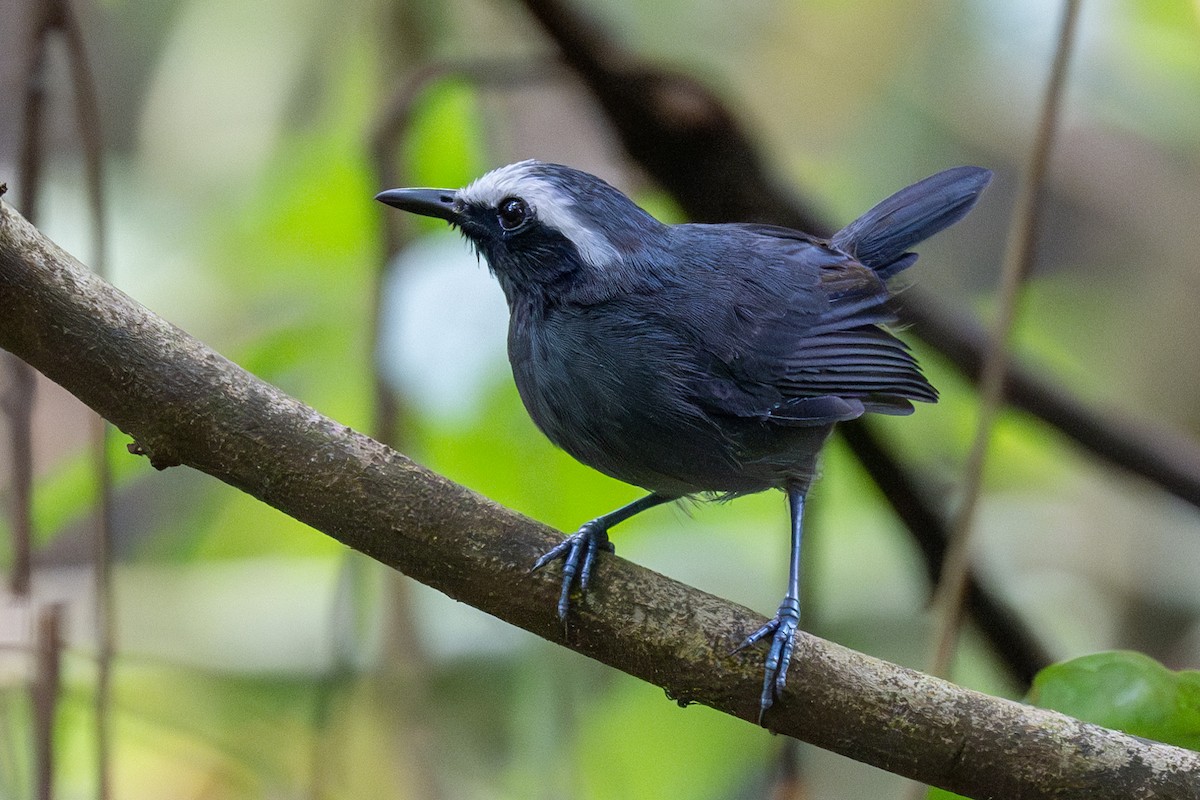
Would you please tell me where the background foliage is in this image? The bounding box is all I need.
[2,0,1200,798]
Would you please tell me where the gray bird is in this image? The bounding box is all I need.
[376,160,991,721]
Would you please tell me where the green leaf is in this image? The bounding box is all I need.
[1028,650,1200,751]
[927,788,968,800]
[928,651,1200,799]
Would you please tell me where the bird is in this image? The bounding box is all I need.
[376,160,992,722]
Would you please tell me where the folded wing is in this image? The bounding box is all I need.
[686,227,936,427]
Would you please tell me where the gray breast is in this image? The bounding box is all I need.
[508,303,825,497]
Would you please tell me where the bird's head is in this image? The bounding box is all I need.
[376,160,665,303]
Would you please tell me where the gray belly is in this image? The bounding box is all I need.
[510,320,829,497]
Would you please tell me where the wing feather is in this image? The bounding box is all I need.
[672,225,936,425]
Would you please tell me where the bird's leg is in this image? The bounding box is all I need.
[735,485,806,724]
[532,492,673,623]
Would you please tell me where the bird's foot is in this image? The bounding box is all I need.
[531,519,614,624]
[733,595,801,725]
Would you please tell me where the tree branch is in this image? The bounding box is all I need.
[1,200,1197,798]
[902,293,1200,509]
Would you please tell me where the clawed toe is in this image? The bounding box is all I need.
[735,597,801,724]
[531,522,613,622]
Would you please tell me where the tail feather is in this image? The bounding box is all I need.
[832,166,993,276]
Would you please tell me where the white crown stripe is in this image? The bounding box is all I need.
[459,161,619,269]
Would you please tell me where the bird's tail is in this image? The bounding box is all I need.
[831,166,993,280]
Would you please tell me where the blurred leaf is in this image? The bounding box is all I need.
[195,491,341,559]
[633,188,686,225]
[928,660,1200,800]
[1124,0,1200,80]
[207,47,384,390]
[577,674,771,800]
[0,432,152,560]
[54,662,321,799]
[403,79,486,212]
[1028,650,1200,751]
[29,436,147,546]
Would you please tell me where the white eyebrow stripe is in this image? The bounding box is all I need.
[459,161,619,269]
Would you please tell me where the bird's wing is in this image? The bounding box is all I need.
[672,225,936,426]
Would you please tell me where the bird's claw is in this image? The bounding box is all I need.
[531,520,614,623]
[733,596,801,725]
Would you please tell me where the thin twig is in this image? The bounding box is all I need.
[768,738,806,800]
[1,353,35,597]
[15,2,115,797]
[7,0,58,601]
[58,4,114,798]
[31,604,64,800]
[840,422,1051,683]
[899,294,1200,512]
[927,0,1082,678]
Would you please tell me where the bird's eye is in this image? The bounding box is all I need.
[497,197,529,231]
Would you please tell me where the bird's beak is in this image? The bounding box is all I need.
[374,188,460,223]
